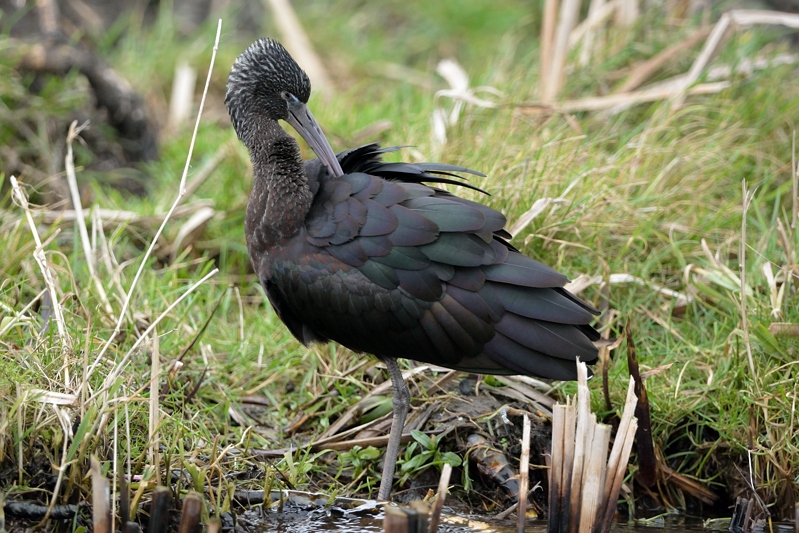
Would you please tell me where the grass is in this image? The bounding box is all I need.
[1,0,799,528]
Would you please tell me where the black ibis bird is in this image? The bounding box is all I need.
[226,38,599,500]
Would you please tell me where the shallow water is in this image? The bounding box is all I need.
[227,491,720,533]
[233,508,713,533]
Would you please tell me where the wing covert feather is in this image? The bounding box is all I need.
[261,144,598,379]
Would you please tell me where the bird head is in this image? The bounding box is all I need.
[226,38,310,129]
[226,38,343,177]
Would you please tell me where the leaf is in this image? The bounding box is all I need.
[400,455,426,472]
[437,59,469,92]
[440,451,462,467]
[508,197,568,237]
[403,442,418,458]
[358,446,381,461]
[66,404,96,462]
[411,429,432,449]
[752,322,790,361]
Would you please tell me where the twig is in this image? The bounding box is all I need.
[428,463,452,533]
[91,456,111,533]
[9,176,70,381]
[36,0,59,33]
[568,361,591,528]
[579,421,609,533]
[570,0,622,50]
[614,0,639,27]
[65,120,115,319]
[543,0,580,102]
[85,20,222,386]
[493,376,555,412]
[508,197,568,237]
[547,8,799,114]
[235,285,245,342]
[671,12,733,106]
[148,327,161,485]
[672,10,799,106]
[761,262,780,318]
[16,385,22,485]
[178,492,203,533]
[540,0,558,102]
[626,322,656,487]
[768,323,799,337]
[598,377,638,532]
[704,53,798,83]
[731,9,799,27]
[578,0,606,67]
[249,432,417,457]
[740,180,756,377]
[793,130,797,230]
[516,415,531,533]
[112,405,119,532]
[558,81,730,113]
[608,273,692,307]
[0,200,215,226]
[548,403,566,533]
[27,390,77,406]
[617,27,712,93]
[168,61,197,133]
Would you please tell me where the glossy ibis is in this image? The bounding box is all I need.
[226,38,600,500]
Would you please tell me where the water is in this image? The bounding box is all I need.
[225,491,728,532]
[233,508,714,532]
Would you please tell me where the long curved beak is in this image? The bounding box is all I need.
[286,99,344,177]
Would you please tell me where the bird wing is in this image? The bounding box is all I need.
[266,145,599,380]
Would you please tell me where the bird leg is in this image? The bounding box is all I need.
[377,357,410,501]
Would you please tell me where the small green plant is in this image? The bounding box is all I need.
[279,448,327,488]
[338,445,381,479]
[397,430,461,485]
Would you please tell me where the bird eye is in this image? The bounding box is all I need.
[280,91,292,100]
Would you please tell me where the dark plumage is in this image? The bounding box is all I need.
[226,38,600,500]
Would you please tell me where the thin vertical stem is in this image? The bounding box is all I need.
[740,180,755,377]
[517,415,531,533]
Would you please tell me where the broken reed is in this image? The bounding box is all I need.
[90,472,204,533]
[384,502,429,533]
[548,363,638,533]
[383,463,451,533]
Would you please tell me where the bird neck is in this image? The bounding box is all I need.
[244,117,313,258]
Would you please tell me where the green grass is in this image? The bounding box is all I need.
[2,0,799,527]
